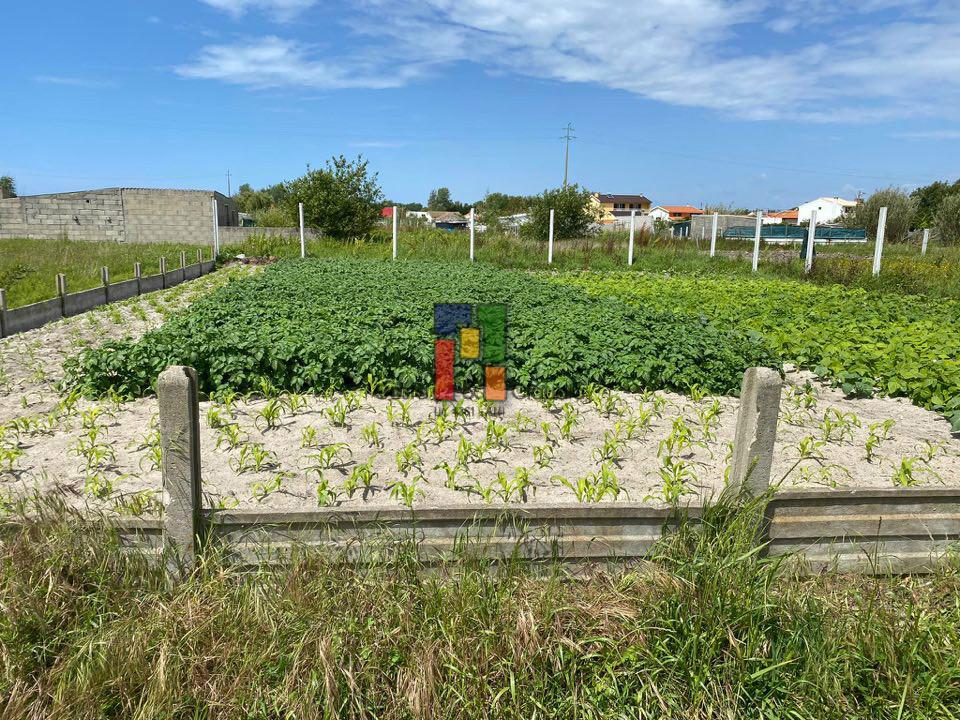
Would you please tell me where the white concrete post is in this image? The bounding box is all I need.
[392,206,398,260]
[751,211,763,272]
[0,288,7,339]
[710,213,718,257]
[872,206,887,277]
[628,209,636,266]
[212,198,220,257]
[298,202,306,259]
[158,366,203,574]
[548,208,555,265]
[729,367,783,497]
[469,207,475,262]
[921,228,929,256]
[804,209,817,274]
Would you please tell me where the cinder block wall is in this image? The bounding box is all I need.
[122,190,237,245]
[0,189,125,241]
[0,188,239,245]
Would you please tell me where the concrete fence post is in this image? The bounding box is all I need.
[0,288,7,339]
[872,206,887,277]
[921,228,929,256]
[135,262,142,295]
[196,248,203,266]
[729,367,782,497]
[101,266,110,303]
[548,208,555,265]
[179,251,187,269]
[710,212,718,257]
[212,198,220,257]
[392,205,398,260]
[628,209,636,266]
[751,211,763,272]
[299,202,306,259]
[56,274,67,317]
[804,209,817,274]
[159,257,167,289]
[469,207,476,262]
[158,366,203,574]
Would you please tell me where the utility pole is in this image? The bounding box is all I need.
[226,170,232,197]
[560,123,576,187]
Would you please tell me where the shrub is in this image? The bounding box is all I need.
[284,155,383,240]
[523,184,601,242]
[62,260,777,399]
[934,192,960,245]
[843,187,915,242]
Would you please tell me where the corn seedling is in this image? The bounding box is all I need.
[280,392,309,414]
[324,398,348,427]
[387,399,412,426]
[305,442,353,471]
[587,384,626,417]
[361,421,383,448]
[396,443,422,475]
[215,423,246,450]
[819,408,861,443]
[490,467,534,502]
[252,471,290,501]
[865,419,896,462]
[484,418,510,449]
[434,460,465,490]
[532,443,554,469]
[657,457,696,504]
[556,403,579,441]
[388,476,424,508]
[592,430,627,465]
[230,443,278,474]
[555,462,621,502]
[255,398,284,431]
[315,472,339,506]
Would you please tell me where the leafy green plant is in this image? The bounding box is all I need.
[865,419,896,462]
[395,443,422,475]
[554,463,621,502]
[230,443,279,474]
[361,421,382,448]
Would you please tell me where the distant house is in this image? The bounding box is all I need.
[797,197,858,224]
[591,193,652,224]
[429,211,469,230]
[765,209,799,225]
[649,205,704,222]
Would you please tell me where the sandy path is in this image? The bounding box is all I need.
[2,367,957,516]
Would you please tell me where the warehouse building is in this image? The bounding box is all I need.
[0,188,238,244]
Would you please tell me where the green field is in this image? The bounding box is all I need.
[63,257,960,429]
[0,238,211,309]
[2,496,958,718]
[223,227,960,299]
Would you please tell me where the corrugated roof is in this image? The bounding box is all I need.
[595,193,651,204]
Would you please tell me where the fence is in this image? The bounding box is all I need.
[100,365,960,576]
[724,224,867,241]
[0,252,217,339]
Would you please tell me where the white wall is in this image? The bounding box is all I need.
[797,198,853,224]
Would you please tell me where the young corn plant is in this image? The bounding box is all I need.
[554,462,621,502]
[324,398,349,428]
[215,423,246,451]
[255,398,284,432]
[489,467,534,502]
[819,408,861,443]
[531,443,554,469]
[388,475,424,508]
[556,403,580,442]
[230,443,279,474]
[305,443,353,472]
[484,418,510,450]
[656,457,696,504]
[865,419,896,462]
[349,455,379,497]
[280,392,309,415]
[300,425,323,450]
[314,471,339,506]
[252,471,291,501]
[387,399,412,427]
[434,460,465,490]
[591,430,627,465]
[396,442,422,475]
[361,421,383,449]
[586,384,626,418]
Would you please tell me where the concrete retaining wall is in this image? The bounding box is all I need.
[0,259,217,338]
[218,226,321,245]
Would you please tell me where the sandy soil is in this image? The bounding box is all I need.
[1,266,957,516]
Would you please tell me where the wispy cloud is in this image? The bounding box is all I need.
[181,0,960,122]
[199,0,318,21]
[349,140,408,149]
[895,129,960,140]
[34,75,116,89]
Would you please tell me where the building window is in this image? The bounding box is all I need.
[614,203,625,210]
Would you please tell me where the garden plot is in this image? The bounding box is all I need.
[1,369,957,516]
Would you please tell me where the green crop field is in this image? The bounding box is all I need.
[62,256,960,429]
[0,237,210,309]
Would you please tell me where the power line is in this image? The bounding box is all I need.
[560,123,576,187]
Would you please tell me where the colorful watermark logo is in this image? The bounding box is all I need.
[433,303,507,403]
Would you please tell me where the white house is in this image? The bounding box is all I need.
[797,197,858,224]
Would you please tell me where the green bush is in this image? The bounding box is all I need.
[843,188,916,242]
[934,193,960,246]
[523,184,601,242]
[284,155,383,240]
[62,260,777,399]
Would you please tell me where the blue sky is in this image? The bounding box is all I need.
[2,0,959,209]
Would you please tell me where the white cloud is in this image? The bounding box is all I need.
[181,0,960,121]
[895,129,960,140]
[200,0,318,21]
[34,75,116,89]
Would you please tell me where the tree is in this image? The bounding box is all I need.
[233,183,272,213]
[0,176,16,199]
[523,184,601,242]
[427,187,454,211]
[934,193,960,245]
[476,192,532,220]
[284,155,383,240]
[911,178,960,228]
[842,187,915,243]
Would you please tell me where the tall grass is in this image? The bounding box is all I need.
[0,238,210,309]
[2,495,959,718]
[222,228,960,299]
